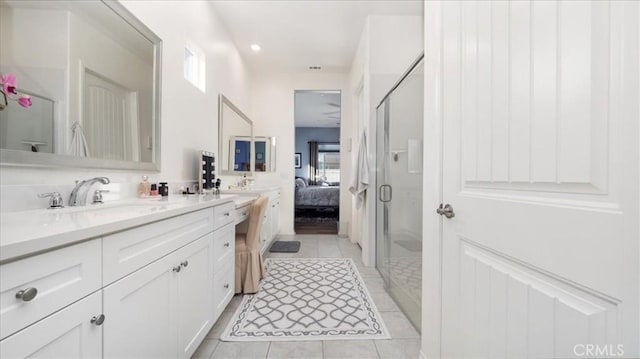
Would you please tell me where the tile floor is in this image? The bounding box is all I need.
[192,234,421,359]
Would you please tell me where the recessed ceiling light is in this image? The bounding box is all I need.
[250,44,261,52]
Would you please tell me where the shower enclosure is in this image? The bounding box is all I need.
[375,56,424,330]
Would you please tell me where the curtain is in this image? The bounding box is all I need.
[308,141,318,185]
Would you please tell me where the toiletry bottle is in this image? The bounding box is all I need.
[150,183,158,196]
[138,176,151,197]
[159,182,169,197]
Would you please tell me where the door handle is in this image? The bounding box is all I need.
[378,185,392,203]
[437,203,455,219]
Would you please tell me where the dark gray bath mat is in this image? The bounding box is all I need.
[269,241,301,253]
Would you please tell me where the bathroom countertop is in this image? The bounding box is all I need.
[0,194,238,263]
[222,186,280,195]
[233,196,255,209]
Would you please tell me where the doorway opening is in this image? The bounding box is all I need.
[293,90,341,234]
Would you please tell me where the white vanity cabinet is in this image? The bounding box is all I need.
[103,233,213,358]
[0,199,236,359]
[0,239,101,340]
[103,248,179,358]
[260,189,281,253]
[0,291,103,359]
[176,234,214,357]
[270,197,281,241]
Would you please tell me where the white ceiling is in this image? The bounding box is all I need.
[211,0,423,74]
[295,90,341,128]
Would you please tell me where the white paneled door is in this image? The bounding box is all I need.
[426,0,639,358]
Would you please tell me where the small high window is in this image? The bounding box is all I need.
[184,45,205,92]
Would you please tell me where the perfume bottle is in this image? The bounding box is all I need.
[138,175,150,197]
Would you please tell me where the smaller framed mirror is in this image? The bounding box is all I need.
[219,94,252,174]
[254,136,276,172]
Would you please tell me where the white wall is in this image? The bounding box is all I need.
[249,72,352,237]
[0,1,252,209]
[348,15,423,265]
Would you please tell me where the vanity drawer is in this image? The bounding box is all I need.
[213,223,235,273]
[213,202,235,230]
[0,239,101,340]
[235,204,251,224]
[213,266,235,318]
[103,208,214,285]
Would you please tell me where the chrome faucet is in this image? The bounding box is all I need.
[69,177,110,206]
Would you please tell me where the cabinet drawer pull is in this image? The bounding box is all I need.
[180,260,189,268]
[15,287,38,302]
[172,265,181,273]
[224,212,230,217]
[224,242,230,247]
[91,314,106,326]
[223,284,229,289]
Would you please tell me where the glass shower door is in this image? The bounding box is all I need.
[375,60,424,330]
[376,101,390,287]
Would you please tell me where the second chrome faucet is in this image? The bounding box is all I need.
[68,177,110,206]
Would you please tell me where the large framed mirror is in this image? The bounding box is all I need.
[0,0,162,171]
[219,94,252,174]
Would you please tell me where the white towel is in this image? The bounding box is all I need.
[69,121,91,157]
[349,131,370,209]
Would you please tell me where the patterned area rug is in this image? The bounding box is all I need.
[220,258,390,341]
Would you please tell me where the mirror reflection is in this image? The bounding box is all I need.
[231,136,251,172]
[254,136,276,172]
[219,94,252,173]
[0,0,159,166]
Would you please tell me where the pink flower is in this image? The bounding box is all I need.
[17,95,31,108]
[1,74,17,95]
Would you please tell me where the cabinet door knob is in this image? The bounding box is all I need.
[223,284,229,289]
[224,242,230,247]
[91,314,106,326]
[180,261,189,268]
[15,287,38,302]
[173,265,181,273]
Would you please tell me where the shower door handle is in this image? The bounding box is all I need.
[379,185,392,203]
